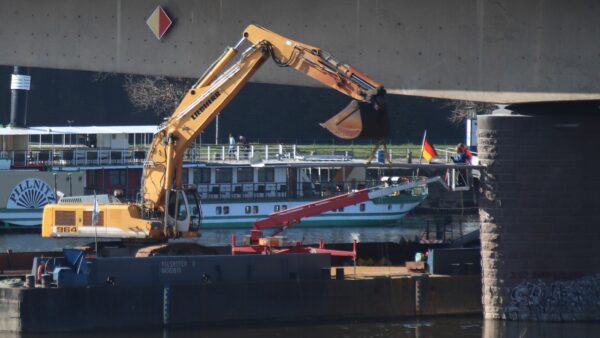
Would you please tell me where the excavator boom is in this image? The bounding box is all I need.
[142,24,388,214]
[243,25,388,140]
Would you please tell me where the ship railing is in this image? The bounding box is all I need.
[5,144,301,167]
[437,147,480,191]
[5,144,469,167]
[439,147,479,163]
[183,144,298,163]
[5,148,151,167]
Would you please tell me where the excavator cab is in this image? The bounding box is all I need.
[165,186,202,235]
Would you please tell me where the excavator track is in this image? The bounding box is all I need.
[135,242,218,257]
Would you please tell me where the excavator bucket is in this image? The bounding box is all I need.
[320,96,389,140]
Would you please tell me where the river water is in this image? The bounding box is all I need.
[3,316,600,338]
[3,216,598,337]
[0,215,479,252]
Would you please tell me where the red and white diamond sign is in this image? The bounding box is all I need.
[146,6,173,40]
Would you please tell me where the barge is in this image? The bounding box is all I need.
[0,246,482,333]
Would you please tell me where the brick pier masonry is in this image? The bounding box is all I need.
[478,112,600,321]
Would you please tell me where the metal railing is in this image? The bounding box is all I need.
[3,143,468,168]
[2,144,299,167]
[196,178,425,201]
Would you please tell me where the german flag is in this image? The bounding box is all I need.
[422,138,438,161]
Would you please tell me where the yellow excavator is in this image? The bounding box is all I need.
[41,25,388,245]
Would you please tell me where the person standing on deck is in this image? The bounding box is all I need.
[451,143,469,164]
[239,135,250,158]
[228,133,236,159]
[451,143,469,186]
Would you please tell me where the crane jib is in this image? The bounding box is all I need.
[191,90,222,120]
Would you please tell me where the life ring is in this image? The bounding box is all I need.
[36,260,53,281]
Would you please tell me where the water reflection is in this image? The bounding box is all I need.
[13,317,482,338]
[483,319,600,338]
[7,316,600,338]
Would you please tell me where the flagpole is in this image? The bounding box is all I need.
[93,191,98,256]
[417,130,427,177]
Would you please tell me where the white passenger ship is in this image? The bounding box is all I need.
[0,125,428,229]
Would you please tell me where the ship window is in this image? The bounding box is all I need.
[360,203,366,212]
[223,206,229,215]
[252,205,259,214]
[338,207,344,212]
[194,168,211,184]
[181,168,189,184]
[257,168,274,182]
[281,205,287,210]
[109,170,127,186]
[237,167,253,183]
[245,206,251,214]
[274,205,280,212]
[41,134,52,144]
[388,204,392,210]
[87,171,97,187]
[215,168,233,183]
[216,206,222,215]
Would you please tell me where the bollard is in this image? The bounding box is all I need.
[415,275,428,315]
[25,274,35,288]
[335,267,344,280]
[451,263,461,276]
[163,286,171,326]
[41,273,52,288]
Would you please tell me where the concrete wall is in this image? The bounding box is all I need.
[0,275,481,332]
[1,0,600,103]
[478,113,600,320]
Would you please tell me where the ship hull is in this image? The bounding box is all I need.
[200,196,424,229]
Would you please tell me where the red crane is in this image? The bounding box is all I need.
[231,177,442,261]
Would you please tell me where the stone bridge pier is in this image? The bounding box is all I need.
[478,110,600,321]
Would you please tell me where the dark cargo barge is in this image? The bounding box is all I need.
[0,244,482,333]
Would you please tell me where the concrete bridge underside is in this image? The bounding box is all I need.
[1,0,600,103]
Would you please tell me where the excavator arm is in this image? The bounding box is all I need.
[41,25,389,241]
[142,24,388,215]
